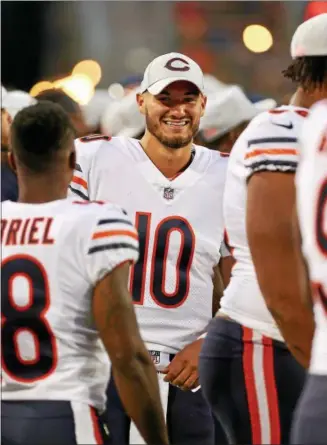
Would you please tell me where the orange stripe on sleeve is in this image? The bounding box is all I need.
[245,148,298,160]
[72,175,88,190]
[92,229,138,241]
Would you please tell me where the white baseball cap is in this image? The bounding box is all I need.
[101,87,145,138]
[203,74,228,95]
[200,86,276,142]
[140,52,205,95]
[291,13,327,59]
[2,90,37,119]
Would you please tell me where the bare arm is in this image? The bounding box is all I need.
[246,171,314,368]
[219,255,234,289]
[93,262,169,445]
[292,208,313,310]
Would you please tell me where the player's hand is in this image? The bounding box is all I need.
[161,339,204,391]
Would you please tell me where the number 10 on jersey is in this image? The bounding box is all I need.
[130,212,195,308]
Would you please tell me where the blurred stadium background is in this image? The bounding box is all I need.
[2,1,327,118]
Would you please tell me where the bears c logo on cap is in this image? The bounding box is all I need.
[164,57,190,72]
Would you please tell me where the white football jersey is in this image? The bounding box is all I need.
[296,100,327,375]
[219,105,308,341]
[69,135,228,354]
[1,199,139,410]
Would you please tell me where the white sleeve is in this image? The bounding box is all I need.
[243,115,300,181]
[83,203,139,285]
[219,240,230,258]
[68,136,111,200]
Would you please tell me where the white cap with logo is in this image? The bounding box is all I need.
[291,13,327,58]
[200,86,276,143]
[140,52,205,95]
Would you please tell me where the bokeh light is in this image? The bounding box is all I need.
[72,60,102,86]
[29,81,54,97]
[54,74,94,105]
[243,24,273,53]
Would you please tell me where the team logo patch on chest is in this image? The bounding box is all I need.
[149,350,161,365]
[163,187,174,200]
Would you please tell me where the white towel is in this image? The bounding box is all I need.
[129,372,170,444]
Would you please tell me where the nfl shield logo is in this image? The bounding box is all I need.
[163,187,174,200]
[149,350,160,365]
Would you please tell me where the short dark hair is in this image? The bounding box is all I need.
[11,101,75,173]
[35,88,80,114]
[282,56,327,90]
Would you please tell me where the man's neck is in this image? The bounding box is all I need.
[290,87,327,109]
[18,174,68,204]
[1,151,10,166]
[140,132,194,179]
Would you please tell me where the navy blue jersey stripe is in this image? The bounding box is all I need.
[97,218,133,226]
[247,137,298,147]
[88,242,138,255]
[247,159,298,171]
[68,185,89,201]
[75,163,82,172]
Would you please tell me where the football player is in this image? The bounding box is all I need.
[69,53,232,445]
[199,13,327,445]
[291,100,327,444]
[1,102,168,445]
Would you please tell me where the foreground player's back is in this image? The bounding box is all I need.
[1,198,138,411]
[296,100,327,375]
[220,105,307,340]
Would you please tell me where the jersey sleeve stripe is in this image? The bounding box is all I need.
[88,242,139,255]
[247,159,297,173]
[248,137,297,147]
[245,148,298,160]
[92,229,138,241]
[68,185,89,201]
[72,175,88,191]
[97,218,133,226]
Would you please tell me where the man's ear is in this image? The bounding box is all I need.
[136,93,146,116]
[200,94,207,117]
[69,150,76,170]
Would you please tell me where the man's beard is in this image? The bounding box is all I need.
[145,113,199,149]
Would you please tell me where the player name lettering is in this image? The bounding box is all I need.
[1,217,55,246]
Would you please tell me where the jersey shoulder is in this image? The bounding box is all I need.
[61,199,139,284]
[72,135,140,200]
[75,135,142,160]
[74,134,127,160]
[64,199,132,232]
[300,100,327,159]
[194,143,229,170]
[74,135,143,173]
[194,144,229,188]
[243,105,308,179]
